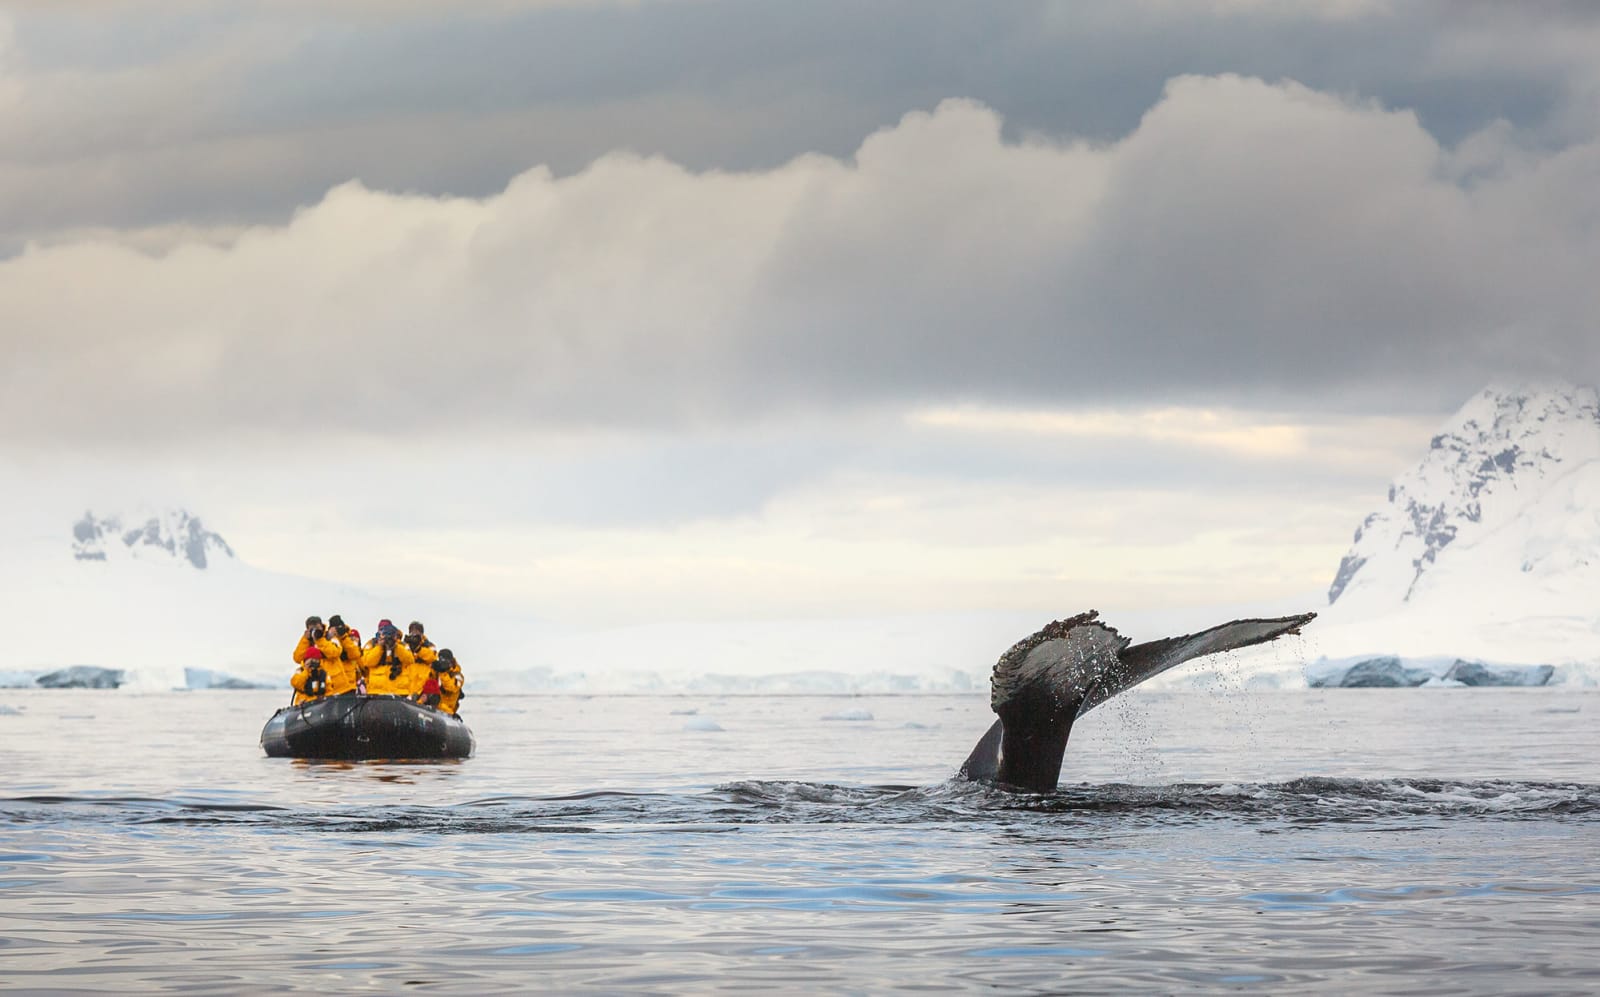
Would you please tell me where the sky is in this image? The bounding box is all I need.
[3,0,1599,627]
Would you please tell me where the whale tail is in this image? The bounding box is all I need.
[958,610,1315,791]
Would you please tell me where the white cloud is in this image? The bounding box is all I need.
[4,77,1598,455]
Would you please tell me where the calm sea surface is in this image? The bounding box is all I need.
[3,687,1598,993]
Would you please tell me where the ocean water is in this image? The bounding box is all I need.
[3,687,1598,993]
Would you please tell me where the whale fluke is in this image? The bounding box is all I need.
[958,610,1315,791]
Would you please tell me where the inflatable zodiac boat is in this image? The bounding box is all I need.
[260,695,475,760]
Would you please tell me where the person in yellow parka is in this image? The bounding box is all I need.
[403,621,439,668]
[435,648,465,715]
[326,615,364,691]
[414,650,464,713]
[293,616,351,697]
[362,623,420,696]
[290,647,330,705]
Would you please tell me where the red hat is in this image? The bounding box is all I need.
[378,619,393,629]
[304,647,323,660]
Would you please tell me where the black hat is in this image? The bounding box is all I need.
[438,648,454,662]
[328,615,345,629]
[305,615,323,629]
[408,621,425,634]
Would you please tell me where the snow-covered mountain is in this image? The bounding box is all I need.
[1233,383,1600,685]
[71,508,235,568]
[1327,384,1600,617]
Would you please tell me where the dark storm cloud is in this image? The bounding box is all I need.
[2,0,1597,251]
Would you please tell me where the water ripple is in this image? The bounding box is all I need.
[4,777,1598,834]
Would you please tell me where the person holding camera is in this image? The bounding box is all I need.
[290,647,331,705]
[404,621,439,668]
[326,614,363,689]
[435,648,465,715]
[292,616,348,701]
[362,621,419,695]
[413,649,464,712]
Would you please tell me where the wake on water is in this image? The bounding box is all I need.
[8,778,1598,833]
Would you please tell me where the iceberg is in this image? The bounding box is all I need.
[35,666,126,689]
[1441,660,1554,687]
[1313,657,1436,688]
[1307,655,1559,688]
[184,667,274,690]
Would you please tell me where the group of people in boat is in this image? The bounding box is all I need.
[290,615,465,715]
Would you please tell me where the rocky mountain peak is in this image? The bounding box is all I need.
[72,508,236,569]
[1327,383,1600,610]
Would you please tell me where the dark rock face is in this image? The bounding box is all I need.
[1309,657,1433,688]
[35,666,126,689]
[1442,660,1555,687]
[1326,552,1367,605]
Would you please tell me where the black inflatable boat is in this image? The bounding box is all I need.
[260,695,475,760]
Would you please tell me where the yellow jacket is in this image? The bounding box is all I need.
[291,634,346,703]
[437,665,464,714]
[362,640,418,696]
[290,661,329,704]
[294,633,343,665]
[333,629,364,677]
[405,635,439,667]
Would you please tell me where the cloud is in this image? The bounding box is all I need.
[4,76,1599,454]
[3,0,1596,253]
[912,406,1314,459]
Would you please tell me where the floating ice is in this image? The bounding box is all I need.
[1307,655,1559,688]
[821,709,873,721]
[682,716,723,732]
[36,666,125,689]
[184,667,273,690]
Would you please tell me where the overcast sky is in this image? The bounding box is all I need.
[3,1,1598,625]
